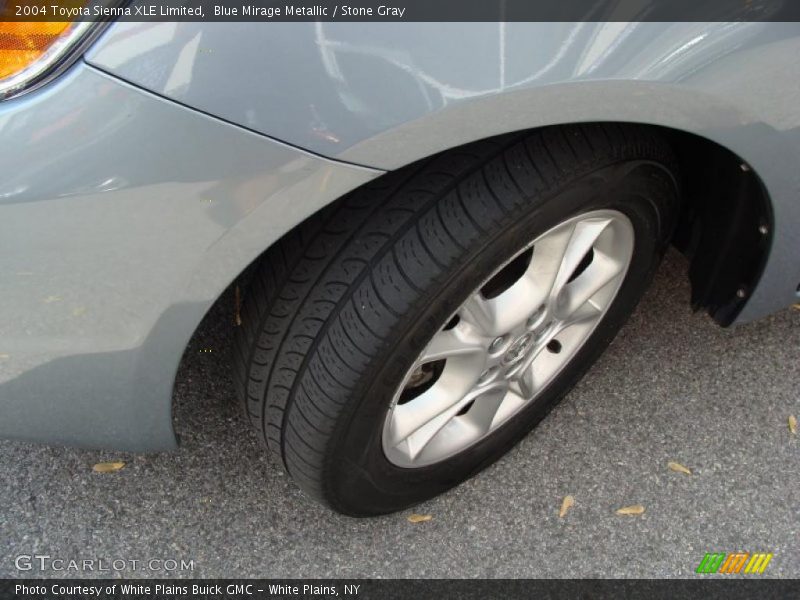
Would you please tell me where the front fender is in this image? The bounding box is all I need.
[0,63,380,451]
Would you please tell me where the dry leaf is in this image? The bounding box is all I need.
[789,415,797,435]
[559,495,575,518]
[234,285,242,327]
[92,461,125,473]
[792,303,800,311]
[667,461,692,475]
[407,514,432,523]
[615,504,645,516]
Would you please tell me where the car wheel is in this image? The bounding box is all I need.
[234,124,679,515]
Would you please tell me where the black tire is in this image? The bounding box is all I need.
[234,124,679,516]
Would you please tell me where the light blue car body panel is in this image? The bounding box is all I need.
[1,22,798,451]
[0,63,380,450]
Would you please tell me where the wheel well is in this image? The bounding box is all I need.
[176,122,772,440]
[662,127,772,325]
[220,122,771,333]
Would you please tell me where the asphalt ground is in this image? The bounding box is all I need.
[1,250,798,579]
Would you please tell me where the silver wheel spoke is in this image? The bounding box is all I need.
[550,217,614,301]
[383,210,635,468]
[556,301,602,333]
[524,224,576,302]
[401,395,471,461]
[459,292,503,336]
[463,386,509,435]
[556,249,625,320]
[387,387,462,449]
[490,388,528,428]
[418,325,487,363]
[392,383,498,459]
[462,282,543,337]
[514,363,537,399]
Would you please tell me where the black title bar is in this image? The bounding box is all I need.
[3,0,800,22]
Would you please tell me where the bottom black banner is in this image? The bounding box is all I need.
[1,579,797,600]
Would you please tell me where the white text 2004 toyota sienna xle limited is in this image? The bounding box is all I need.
[2,8,799,514]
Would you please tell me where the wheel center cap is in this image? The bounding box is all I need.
[504,333,533,364]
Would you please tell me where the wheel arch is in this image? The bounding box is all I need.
[171,121,773,442]
[188,121,772,349]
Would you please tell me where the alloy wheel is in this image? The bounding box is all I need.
[382,209,635,468]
